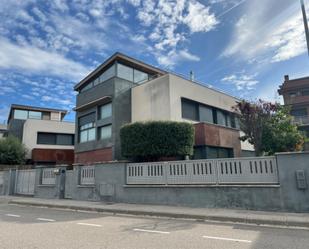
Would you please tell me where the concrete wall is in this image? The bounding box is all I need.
[2,153,309,212]
[22,119,75,159]
[65,152,309,212]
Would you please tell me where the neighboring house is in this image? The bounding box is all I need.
[278,75,309,137]
[7,104,75,165]
[0,124,7,139]
[74,52,255,164]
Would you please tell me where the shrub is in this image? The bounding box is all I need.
[0,136,26,165]
[120,121,195,161]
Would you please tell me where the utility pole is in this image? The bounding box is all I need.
[301,0,309,56]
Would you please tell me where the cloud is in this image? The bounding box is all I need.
[222,0,307,63]
[157,49,200,68]
[222,73,259,91]
[0,38,90,80]
[183,1,218,32]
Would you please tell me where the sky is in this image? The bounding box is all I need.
[0,0,309,123]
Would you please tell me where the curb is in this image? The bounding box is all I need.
[8,200,309,229]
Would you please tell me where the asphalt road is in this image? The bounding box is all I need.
[0,203,308,249]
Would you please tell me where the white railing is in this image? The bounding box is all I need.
[0,171,4,185]
[80,166,95,185]
[42,168,56,185]
[127,157,279,185]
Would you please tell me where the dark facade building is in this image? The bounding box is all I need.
[278,75,309,137]
[7,104,75,165]
[74,52,254,164]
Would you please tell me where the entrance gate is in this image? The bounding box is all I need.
[15,169,36,195]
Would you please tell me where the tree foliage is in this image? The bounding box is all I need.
[0,136,27,165]
[120,121,195,162]
[234,100,305,155]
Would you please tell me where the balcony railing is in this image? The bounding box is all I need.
[292,115,309,126]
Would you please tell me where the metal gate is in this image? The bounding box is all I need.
[15,169,36,195]
[64,170,74,199]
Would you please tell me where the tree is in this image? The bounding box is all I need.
[0,136,27,165]
[234,100,305,156]
[120,121,195,162]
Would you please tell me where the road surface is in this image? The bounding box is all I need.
[0,203,308,249]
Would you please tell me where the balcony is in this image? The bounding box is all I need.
[292,115,309,126]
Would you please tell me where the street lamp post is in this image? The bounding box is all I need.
[301,0,309,56]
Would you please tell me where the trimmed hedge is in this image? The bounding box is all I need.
[120,121,195,161]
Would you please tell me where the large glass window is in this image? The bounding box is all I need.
[217,110,228,126]
[99,102,112,120]
[29,111,42,120]
[199,105,213,123]
[134,69,148,84]
[99,125,112,140]
[181,99,199,121]
[291,108,307,117]
[37,133,74,145]
[117,63,133,81]
[14,110,28,120]
[99,64,115,84]
[78,113,96,143]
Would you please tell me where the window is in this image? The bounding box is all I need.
[14,110,28,120]
[117,63,133,81]
[199,105,213,123]
[78,113,96,143]
[28,111,42,120]
[206,146,233,159]
[181,99,199,121]
[231,115,240,129]
[302,89,309,96]
[56,134,74,145]
[80,82,93,92]
[291,108,307,117]
[217,110,228,126]
[134,69,148,84]
[99,64,115,84]
[99,125,112,140]
[99,102,112,120]
[37,133,74,145]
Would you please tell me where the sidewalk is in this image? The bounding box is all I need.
[2,196,309,229]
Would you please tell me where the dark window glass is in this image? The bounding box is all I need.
[193,146,206,159]
[217,110,227,126]
[99,125,112,140]
[56,134,74,145]
[181,99,199,121]
[37,133,74,145]
[79,113,95,126]
[37,133,56,145]
[206,146,233,159]
[199,105,213,123]
[302,90,309,96]
[291,108,307,117]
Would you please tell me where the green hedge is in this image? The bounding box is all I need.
[120,121,195,161]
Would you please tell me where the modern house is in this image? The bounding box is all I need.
[74,52,254,164]
[278,75,309,137]
[0,124,7,139]
[7,104,75,165]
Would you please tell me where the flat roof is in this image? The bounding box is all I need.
[74,52,167,91]
[8,104,68,122]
